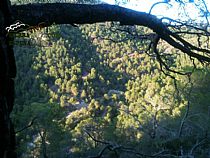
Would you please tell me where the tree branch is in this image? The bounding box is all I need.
[85,129,167,158]
[15,117,37,134]
[10,3,210,63]
[149,1,172,14]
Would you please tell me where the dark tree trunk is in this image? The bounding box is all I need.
[0,0,17,157]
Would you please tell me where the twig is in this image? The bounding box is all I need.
[85,129,168,158]
[178,77,193,137]
[15,117,37,134]
[88,144,112,158]
[149,1,172,14]
[189,138,206,155]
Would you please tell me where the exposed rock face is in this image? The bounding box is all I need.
[0,0,17,157]
[108,89,124,97]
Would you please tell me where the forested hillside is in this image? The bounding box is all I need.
[9,0,210,158]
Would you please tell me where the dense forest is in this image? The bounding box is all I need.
[5,0,210,157]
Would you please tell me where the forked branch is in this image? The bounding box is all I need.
[10,3,210,63]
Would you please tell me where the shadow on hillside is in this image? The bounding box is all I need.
[11,24,132,157]
[11,25,210,158]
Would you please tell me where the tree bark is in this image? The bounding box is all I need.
[10,3,210,62]
[0,0,17,157]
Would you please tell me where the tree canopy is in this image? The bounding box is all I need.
[1,0,210,157]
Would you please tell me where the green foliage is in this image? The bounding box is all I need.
[12,21,210,157]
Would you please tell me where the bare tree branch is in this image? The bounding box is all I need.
[10,3,210,63]
[15,117,37,134]
[190,137,207,155]
[85,129,168,158]
[178,77,193,137]
[149,1,172,14]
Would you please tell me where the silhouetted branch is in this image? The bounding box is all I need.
[85,129,168,158]
[10,3,210,63]
[190,138,206,155]
[149,1,172,14]
[15,117,37,134]
[38,129,48,158]
[88,145,112,158]
[178,77,193,137]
